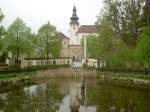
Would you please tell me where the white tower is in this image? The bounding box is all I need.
[69,6,80,45]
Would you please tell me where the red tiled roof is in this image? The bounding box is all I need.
[78,25,97,33]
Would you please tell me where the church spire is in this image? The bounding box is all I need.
[70,5,79,25]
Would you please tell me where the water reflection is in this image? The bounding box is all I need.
[0,79,150,112]
[57,80,97,112]
[0,82,63,112]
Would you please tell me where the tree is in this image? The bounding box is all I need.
[0,9,5,38]
[24,33,37,68]
[36,33,45,65]
[142,0,150,26]
[97,14,116,53]
[50,32,62,58]
[95,0,148,67]
[137,26,150,67]
[6,18,32,67]
[24,33,37,57]
[105,0,145,46]
[85,35,99,58]
[37,22,61,63]
[0,9,6,63]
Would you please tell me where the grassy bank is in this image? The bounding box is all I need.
[97,72,150,80]
[97,72,150,89]
[0,64,69,80]
[111,72,150,80]
[0,71,36,80]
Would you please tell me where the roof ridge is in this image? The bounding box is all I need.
[78,25,97,33]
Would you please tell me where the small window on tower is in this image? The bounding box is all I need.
[73,27,75,29]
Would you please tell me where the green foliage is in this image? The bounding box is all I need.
[137,26,150,65]
[103,0,144,45]
[96,14,121,66]
[110,72,150,80]
[94,0,149,67]
[50,32,62,57]
[6,18,32,65]
[0,71,35,80]
[142,0,150,26]
[84,35,99,58]
[37,22,62,59]
[0,9,7,63]
[0,9,5,38]
[25,33,37,57]
[97,19,115,55]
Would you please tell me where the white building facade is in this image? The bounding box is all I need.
[68,6,98,63]
[69,6,97,46]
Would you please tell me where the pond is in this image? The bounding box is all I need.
[0,79,150,112]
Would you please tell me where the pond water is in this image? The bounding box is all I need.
[0,79,150,112]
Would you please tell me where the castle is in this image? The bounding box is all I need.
[21,6,98,67]
[60,6,97,62]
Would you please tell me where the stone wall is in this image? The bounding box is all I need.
[60,38,69,57]
[69,45,84,62]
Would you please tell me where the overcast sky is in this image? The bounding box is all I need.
[0,0,104,35]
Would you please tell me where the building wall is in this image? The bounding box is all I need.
[69,45,83,61]
[60,35,84,62]
[60,38,69,57]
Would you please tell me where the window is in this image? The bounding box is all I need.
[73,27,75,29]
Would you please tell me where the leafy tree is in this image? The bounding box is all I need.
[95,0,148,67]
[25,33,37,57]
[106,0,144,46]
[137,26,150,67]
[0,9,6,63]
[142,0,150,26]
[86,35,99,58]
[37,22,61,63]
[35,33,45,64]
[50,32,62,58]
[38,22,56,59]
[97,13,116,61]
[24,32,37,67]
[6,18,32,67]
[0,9,5,38]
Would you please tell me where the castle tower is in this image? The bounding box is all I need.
[69,6,80,45]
